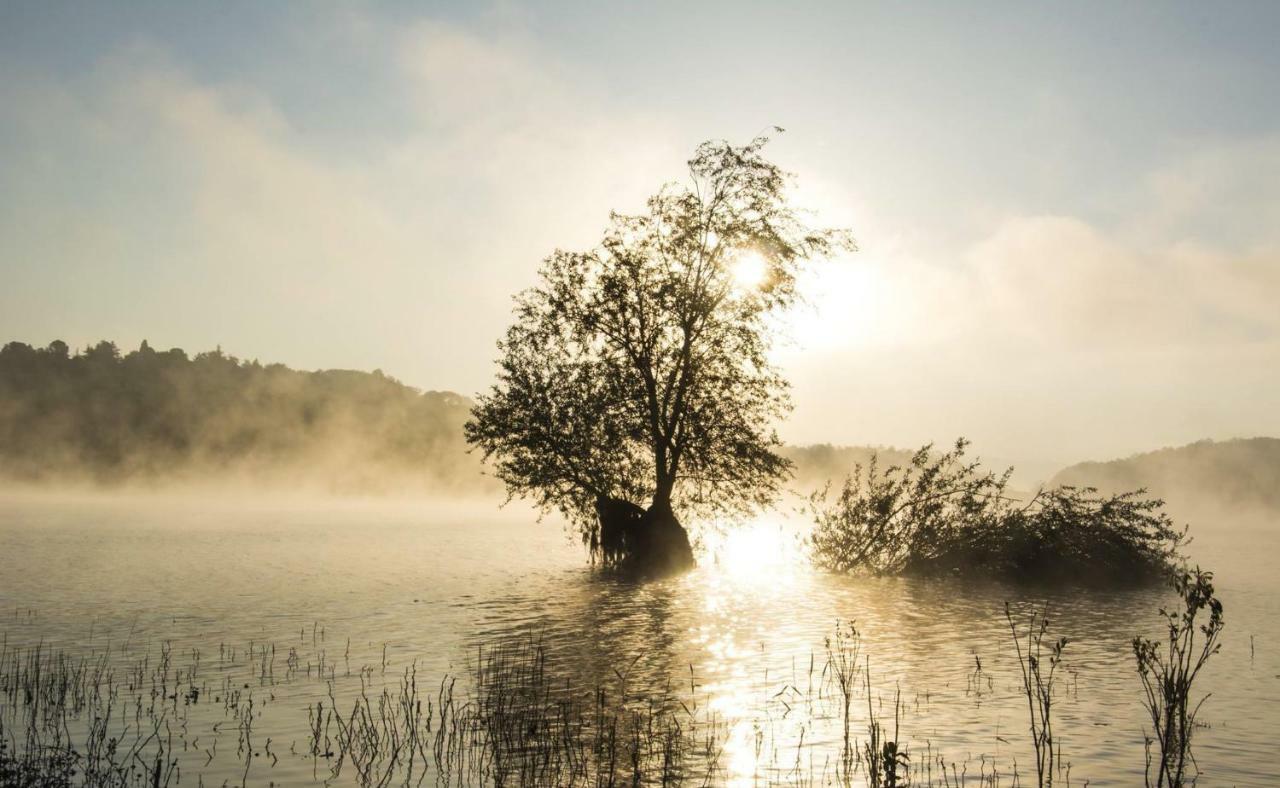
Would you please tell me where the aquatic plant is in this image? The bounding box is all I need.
[0,641,181,788]
[822,621,861,778]
[862,679,907,788]
[0,734,76,788]
[0,598,1234,788]
[305,624,1043,787]
[1133,567,1225,788]
[1007,604,1068,787]
[808,438,1185,584]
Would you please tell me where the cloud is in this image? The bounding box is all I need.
[790,149,1280,358]
[387,20,679,252]
[779,139,1280,461]
[964,136,1280,350]
[0,17,679,390]
[965,214,1278,348]
[1139,137,1280,250]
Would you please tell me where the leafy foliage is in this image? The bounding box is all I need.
[0,339,479,492]
[467,134,853,536]
[808,438,1184,584]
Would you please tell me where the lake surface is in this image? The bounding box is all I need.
[0,492,1276,786]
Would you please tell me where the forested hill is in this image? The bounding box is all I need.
[1050,438,1280,521]
[0,339,487,493]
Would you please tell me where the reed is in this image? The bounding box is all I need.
[1006,603,1068,788]
[311,625,1034,787]
[0,640,180,787]
[1133,567,1225,788]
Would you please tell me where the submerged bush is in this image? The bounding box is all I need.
[808,439,1184,584]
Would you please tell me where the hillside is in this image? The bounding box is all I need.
[0,339,490,494]
[1050,438,1280,522]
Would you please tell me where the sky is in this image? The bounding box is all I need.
[2,1,1278,474]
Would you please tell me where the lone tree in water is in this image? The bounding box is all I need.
[466,133,852,574]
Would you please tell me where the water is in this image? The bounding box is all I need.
[0,492,1276,785]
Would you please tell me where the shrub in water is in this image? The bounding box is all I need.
[808,438,1184,584]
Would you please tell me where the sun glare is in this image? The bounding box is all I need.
[708,518,799,581]
[730,251,768,291]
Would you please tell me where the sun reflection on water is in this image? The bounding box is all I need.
[691,515,819,783]
[703,516,804,583]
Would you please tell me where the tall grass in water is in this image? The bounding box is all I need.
[311,637,718,787]
[1133,567,1225,788]
[0,640,181,787]
[0,631,330,788]
[310,627,1035,787]
[1006,604,1069,788]
[861,677,906,788]
[822,621,860,780]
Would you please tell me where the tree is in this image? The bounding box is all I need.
[466,133,853,573]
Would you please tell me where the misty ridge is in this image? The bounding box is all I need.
[2,338,1278,532]
[0,339,489,495]
[1052,438,1280,528]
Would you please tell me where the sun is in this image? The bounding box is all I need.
[729,250,768,291]
[706,517,801,581]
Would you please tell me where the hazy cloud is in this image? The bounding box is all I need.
[0,17,678,389]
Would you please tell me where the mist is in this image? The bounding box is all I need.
[0,338,500,498]
[6,338,1277,543]
[1051,437,1280,534]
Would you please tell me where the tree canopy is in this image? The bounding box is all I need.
[466,134,853,559]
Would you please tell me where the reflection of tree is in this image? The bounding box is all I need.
[462,571,685,701]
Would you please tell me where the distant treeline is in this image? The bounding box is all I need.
[780,443,916,489]
[0,339,487,493]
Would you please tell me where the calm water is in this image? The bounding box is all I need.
[0,492,1276,786]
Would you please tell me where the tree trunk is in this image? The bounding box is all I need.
[632,495,695,576]
[594,494,695,576]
